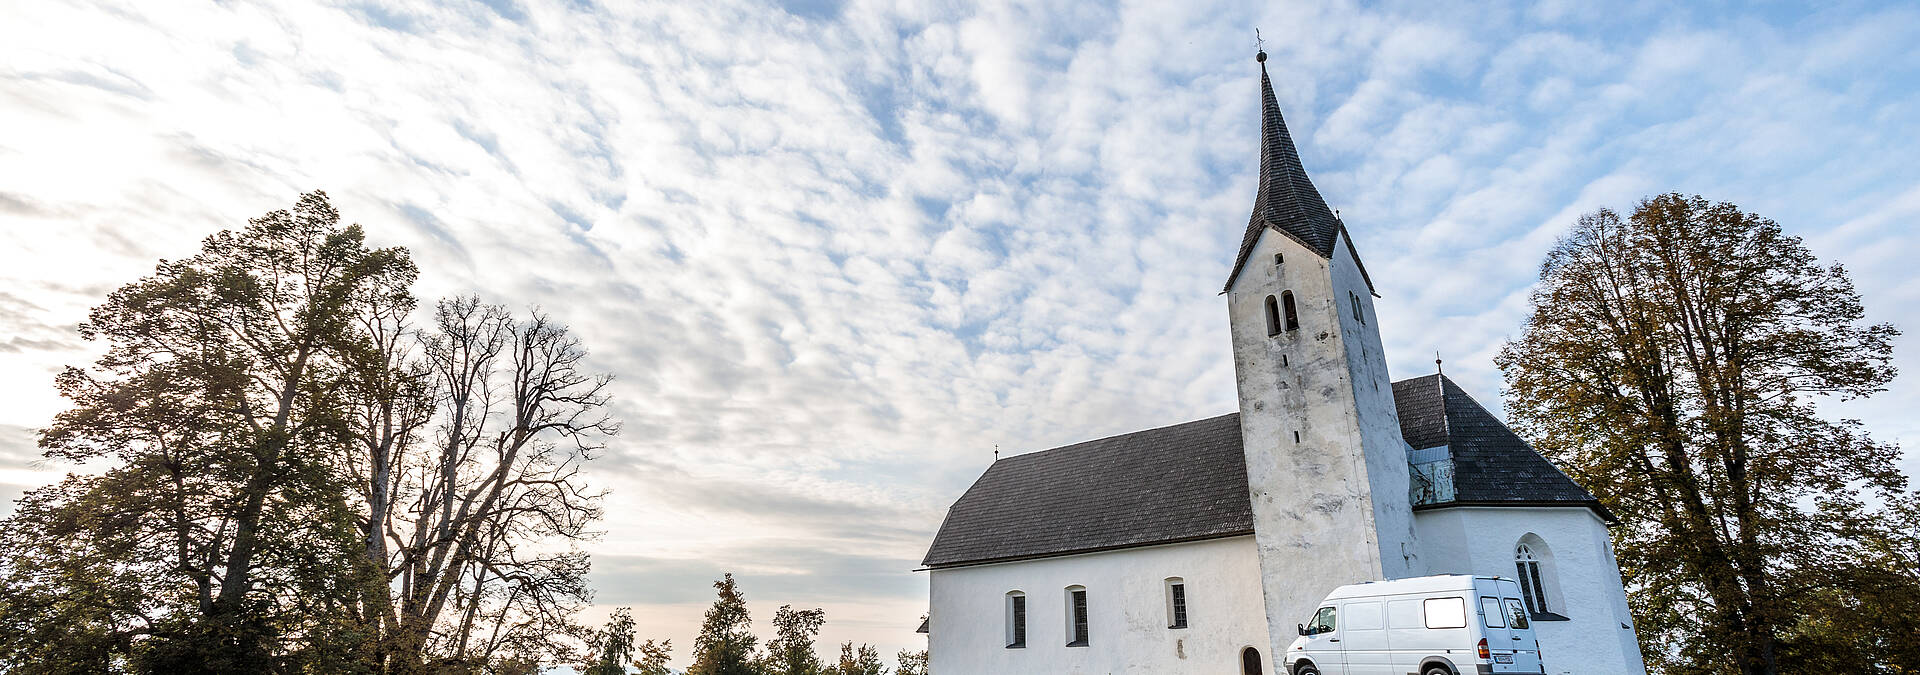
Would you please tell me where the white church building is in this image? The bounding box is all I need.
[919,53,1647,675]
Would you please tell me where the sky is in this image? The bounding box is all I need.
[3,0,1918,667]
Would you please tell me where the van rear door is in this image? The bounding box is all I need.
[1500,597,1544,672]
[1477,591,1515,669]
[1498,580,1543,674]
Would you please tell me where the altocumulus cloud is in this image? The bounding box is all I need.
[3,0,1919,665]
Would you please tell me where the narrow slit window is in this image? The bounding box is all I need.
[1281,291,1299,331]
[1066,586,1089,647]
[1166,578,1187,629]
[1264,295,1281,337]
[1005,592,1026,648]
[1350,292,1365,325]
[1273,253,1283,266]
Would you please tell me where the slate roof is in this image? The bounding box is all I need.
[1224,59,1344,292]
[923,376,1609,568]
[1392,374,1610,518]
[921,414,1253,568]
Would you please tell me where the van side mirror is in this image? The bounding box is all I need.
[1297,623,1307,636]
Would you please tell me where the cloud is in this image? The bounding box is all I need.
[3,0,1918,666]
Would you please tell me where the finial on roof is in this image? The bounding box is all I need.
[993,444,999,462]
[1255,28,1266,64]
[1435,351,1444,376]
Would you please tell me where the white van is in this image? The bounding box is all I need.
[1283,575,1544,675]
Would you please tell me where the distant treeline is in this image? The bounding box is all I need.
[583,574,925,675]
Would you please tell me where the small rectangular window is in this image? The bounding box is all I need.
[1069,589,1089,646]
[1481,597,1506,628]
[1274,253,1283,266]
[1504,598,1530,630]
[1423,597,1467,629]
[1169,583,1187,629]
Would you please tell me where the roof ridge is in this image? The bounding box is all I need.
[998,412,1239,462]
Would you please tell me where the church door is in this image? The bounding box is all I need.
[1242,646,1263,675]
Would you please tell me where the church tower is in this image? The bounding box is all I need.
[1224,51,1421,645]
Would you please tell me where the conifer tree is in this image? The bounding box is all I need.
[687,574,760,675]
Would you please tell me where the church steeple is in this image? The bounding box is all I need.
[1224,50,1345,292]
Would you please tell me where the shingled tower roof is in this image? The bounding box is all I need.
[1224,52,1351,292]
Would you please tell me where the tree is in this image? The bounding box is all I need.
[687,575,760,675]
[828,642,885,675]
[633,637,675,675]
[1497,193,1909,674]
[759,605,826,675]
[582,607,672,675]
[0,192,618,674]
[353,296,615,671]
[893,648,927,675]
[1,192,414,671]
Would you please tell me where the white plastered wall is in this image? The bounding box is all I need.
[925,536,1272,675]
[1415,506,1647,675]
[1226,227,1422,661]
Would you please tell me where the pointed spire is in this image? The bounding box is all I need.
[1224,49,1346,292]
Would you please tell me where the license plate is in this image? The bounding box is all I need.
[1495,655,1514,664]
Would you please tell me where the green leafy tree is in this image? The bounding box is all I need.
[1497,193,1910,674]
[633,638,675,675]
[0,192,413,671]
[893,648,926,675]
[687,574,760,675]
[759,605,826,675]
[583,608,670,675]
[828,642,884,675]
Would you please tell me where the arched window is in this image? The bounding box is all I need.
[1349,291,1366,325]
[1064,585,1089,647]
[1281,291,1299,331]
[1515,539,1555,615]
[1164,577,1187,629]
[1264,296,1281,337]
[1241,646,1263,675]
[1004,591,1026,648]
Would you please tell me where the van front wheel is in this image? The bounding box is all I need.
[1294,663,1319,675]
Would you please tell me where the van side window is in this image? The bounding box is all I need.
[1423,597,1466,629]
[1480,597,1506,628]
